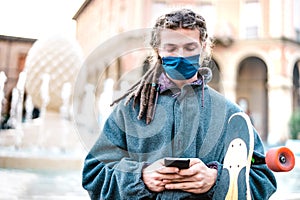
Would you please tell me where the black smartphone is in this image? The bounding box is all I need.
[164,158,190,169]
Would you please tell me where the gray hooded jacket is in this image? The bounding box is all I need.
[82,70,277,200]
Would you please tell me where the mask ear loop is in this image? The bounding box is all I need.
[197,45,205,108]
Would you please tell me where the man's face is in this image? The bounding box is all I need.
[158,28,202,58]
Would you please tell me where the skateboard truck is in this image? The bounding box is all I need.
[252,146,295,172]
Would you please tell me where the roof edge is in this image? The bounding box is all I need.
[0,35,36,43]
[73,0,92,20]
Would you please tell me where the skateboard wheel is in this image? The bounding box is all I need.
[265,147,295,172]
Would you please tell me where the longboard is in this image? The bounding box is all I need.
[213,112,295,200]
[213,112,254,200]
[253,146,295,172]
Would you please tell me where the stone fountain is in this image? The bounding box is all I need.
[0,35,85,170]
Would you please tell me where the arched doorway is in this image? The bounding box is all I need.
[293,60,300,110]
[236,57,268,141]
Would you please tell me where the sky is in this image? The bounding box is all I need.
[0,0,84,39]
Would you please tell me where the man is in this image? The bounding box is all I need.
[82,8,276,199]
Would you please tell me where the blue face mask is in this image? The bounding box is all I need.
[162,54,200,80]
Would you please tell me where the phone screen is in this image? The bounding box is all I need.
[164,158,190,169]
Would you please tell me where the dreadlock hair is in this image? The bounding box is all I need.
[111,8,209,124]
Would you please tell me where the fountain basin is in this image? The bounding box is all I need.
[0,112,86,170]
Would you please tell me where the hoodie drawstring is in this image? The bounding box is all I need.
[200,74,204,108]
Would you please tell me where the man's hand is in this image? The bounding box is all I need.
[142,158,217,194]
[162,158,217,194]
[142,159,179,192]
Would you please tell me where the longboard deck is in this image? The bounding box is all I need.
[213,112,254,200]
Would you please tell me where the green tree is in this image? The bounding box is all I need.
[289,109,300,139]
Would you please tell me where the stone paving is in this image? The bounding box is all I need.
[270,156,300,200]
[0,168,89,200]
[0,112,91,199]
[0,157,299,200]
[0,113,299,199]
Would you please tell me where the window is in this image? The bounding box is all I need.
[18,53,26,72]
[246,26,259,38]
[151,1,167,26]
[199,2,216,36]
[294,0,300,42]
[242,0,261,39]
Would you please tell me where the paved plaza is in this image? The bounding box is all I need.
[270,156,300,200]
[0,168,89,200]
[0,157,299,200]
[0,117,299,200]
[0,140,89,199]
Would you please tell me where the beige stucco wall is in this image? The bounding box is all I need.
[73,0,300,144]
[0,37,35,114]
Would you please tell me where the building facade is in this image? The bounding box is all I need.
[0,35,36,115]
[73,0,300,144]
